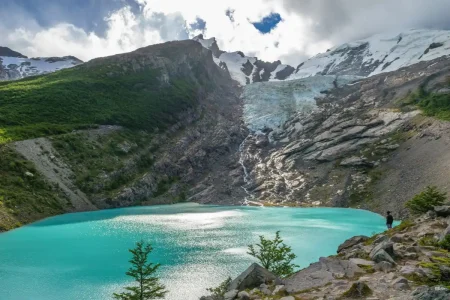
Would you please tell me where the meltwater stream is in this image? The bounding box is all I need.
[0,203,391,300]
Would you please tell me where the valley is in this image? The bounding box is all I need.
[1,29,450,231]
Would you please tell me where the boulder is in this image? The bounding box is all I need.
[370,241,395,258]
[340,281,373,298]
[412,286,450,300]
[224,290,238,300]
[374,261,394,273]
[372,234,389,245]
[272,285,286,295]
[237,291,250,300]
[337,235,369,253]
[279,297,295,300]
[284,257,363,293]
[393,282,410,291]
[434,206,450,217]
[228,263,281,291]
[439,225,450,242]
[349,258,374,266]
[371,249,396,264]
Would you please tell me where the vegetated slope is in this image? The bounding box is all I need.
[0,40,222,143]
[0,40,245,231]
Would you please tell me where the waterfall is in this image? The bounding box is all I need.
[238,134,263,206]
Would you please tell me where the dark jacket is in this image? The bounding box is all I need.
[386,215,394,225]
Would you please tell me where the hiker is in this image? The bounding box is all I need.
[386,211,394,229]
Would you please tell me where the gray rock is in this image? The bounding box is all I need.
[392,277,408,285]
[237,291,250,300]
[439,224,450,242]
[434,206,450,217]
[224,289,238,300]
[393,282,410,291]
[412,285,450,300]
[340,156,374,167]
[228,263,280,291]
[260,287,271,295]
[284,257,363,293]
[372,235,389,245]
[349,258,374,266]
[374,261,394,273]
[279,297,295,300]
[272,285,286,295]
[370,241,395,258]
[391,277,410,290]
[337,235,369,253]
[371,249,396,264]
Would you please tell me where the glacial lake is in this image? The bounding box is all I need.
[0,203,391,300]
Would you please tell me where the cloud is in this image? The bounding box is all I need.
[280,0,450,45]
[1,0,450,65]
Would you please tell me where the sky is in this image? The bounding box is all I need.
[1,0,450,66]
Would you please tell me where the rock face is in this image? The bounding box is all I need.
[193,35,295,85]
[237,53,450,216]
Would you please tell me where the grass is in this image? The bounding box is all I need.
[0,145,67,231]
[0,57,200,144]
[51,129,155,195]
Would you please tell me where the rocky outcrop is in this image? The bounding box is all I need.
[203,213,450,300]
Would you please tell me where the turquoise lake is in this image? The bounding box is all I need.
[0,203,391,300]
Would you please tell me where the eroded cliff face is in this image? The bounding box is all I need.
[237,56,450,217]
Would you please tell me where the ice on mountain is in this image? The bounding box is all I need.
[242,75,359,131]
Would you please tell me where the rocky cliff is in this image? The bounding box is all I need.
[237,55,450,217]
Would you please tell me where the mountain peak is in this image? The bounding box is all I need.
[0,46,27,58]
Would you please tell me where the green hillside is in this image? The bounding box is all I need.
[0,59,198,144]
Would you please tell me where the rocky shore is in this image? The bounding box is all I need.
[200,205,450,300]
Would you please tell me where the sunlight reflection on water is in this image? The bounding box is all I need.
[0,203,388,300]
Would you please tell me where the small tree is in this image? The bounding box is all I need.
[247,231,299,277]
[406,186,447,215]
[206,277,232,298]
[114,240,167,300]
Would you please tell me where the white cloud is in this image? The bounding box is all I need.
[1,0,450,65]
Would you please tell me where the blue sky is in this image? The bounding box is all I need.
[252,13,282,34]
[1,0,450,64]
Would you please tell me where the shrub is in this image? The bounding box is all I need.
[439,235,450,251]
[247,231,299,277]
[405,186,446,215]
[206,277,232,298]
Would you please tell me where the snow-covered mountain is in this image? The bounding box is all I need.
[0,46,83,81]
[194,29,450,85]
[193,34,295,86]
[289,29,450,80]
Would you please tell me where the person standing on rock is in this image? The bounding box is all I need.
[386,211,394,229]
